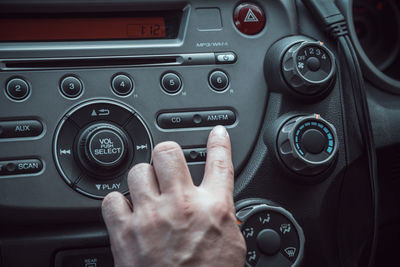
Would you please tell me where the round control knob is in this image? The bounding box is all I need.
[78,123,129,171]
[54,100,153,198]
[277,114,338,176]
[235,199,305,267]
[281,41,336,95]
[257,229,281,255]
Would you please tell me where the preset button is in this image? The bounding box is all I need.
[112,74,134,96]
[161,72,182,94]
[209,70,229,91]
[60,76,83,98]
[6,78,30,100]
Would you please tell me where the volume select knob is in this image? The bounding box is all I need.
[281,41,336,95]
[277,114,338,176]
[77,123,129,171]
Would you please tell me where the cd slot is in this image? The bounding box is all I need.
[0,52,237,71]
[1,56,177,71]
[0,53,224,71]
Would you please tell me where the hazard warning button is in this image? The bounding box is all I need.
[233,2,265,35]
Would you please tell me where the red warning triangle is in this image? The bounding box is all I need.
[244,9,259,22]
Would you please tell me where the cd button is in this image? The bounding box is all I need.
[60,76,83,98]
[161,73,182,94]
[157,113,191,128]
[112,74,134,96]
[6,78,30,100]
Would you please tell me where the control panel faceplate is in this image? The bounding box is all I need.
[0,0,298,208]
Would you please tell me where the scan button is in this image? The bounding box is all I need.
[0,159,43,176]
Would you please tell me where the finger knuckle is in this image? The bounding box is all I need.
[102,191,121,209]
[207,140,230,153]
[210,159,234,177]
[153,141,181,155]
[128,163,151,177]
[173,193,195,219]
[135,206,164,230]
[210,200,231,219]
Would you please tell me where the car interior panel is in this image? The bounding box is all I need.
[0,0,400,266]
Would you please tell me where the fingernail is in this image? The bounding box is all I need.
[212,125,228,137]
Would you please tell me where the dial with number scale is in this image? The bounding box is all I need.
[281,41,336,95]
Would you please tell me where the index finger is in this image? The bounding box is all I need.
[200,126,234,196]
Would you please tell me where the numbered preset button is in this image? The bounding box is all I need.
[161,72,182,94]
[112,74,134,96]
[60,76,83,98]
[6,78,30,100]
[209,70,229,92]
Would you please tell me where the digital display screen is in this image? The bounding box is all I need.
[0,16,169,41]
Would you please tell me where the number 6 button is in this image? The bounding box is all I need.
[60,76,83,98]
[209,70,229,92]
[112,74,134,96]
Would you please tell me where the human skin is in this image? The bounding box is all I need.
[101,125,246,267]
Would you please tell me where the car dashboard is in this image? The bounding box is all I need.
[0,0,400,266]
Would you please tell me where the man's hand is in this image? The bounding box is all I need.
[101,126,246,267]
